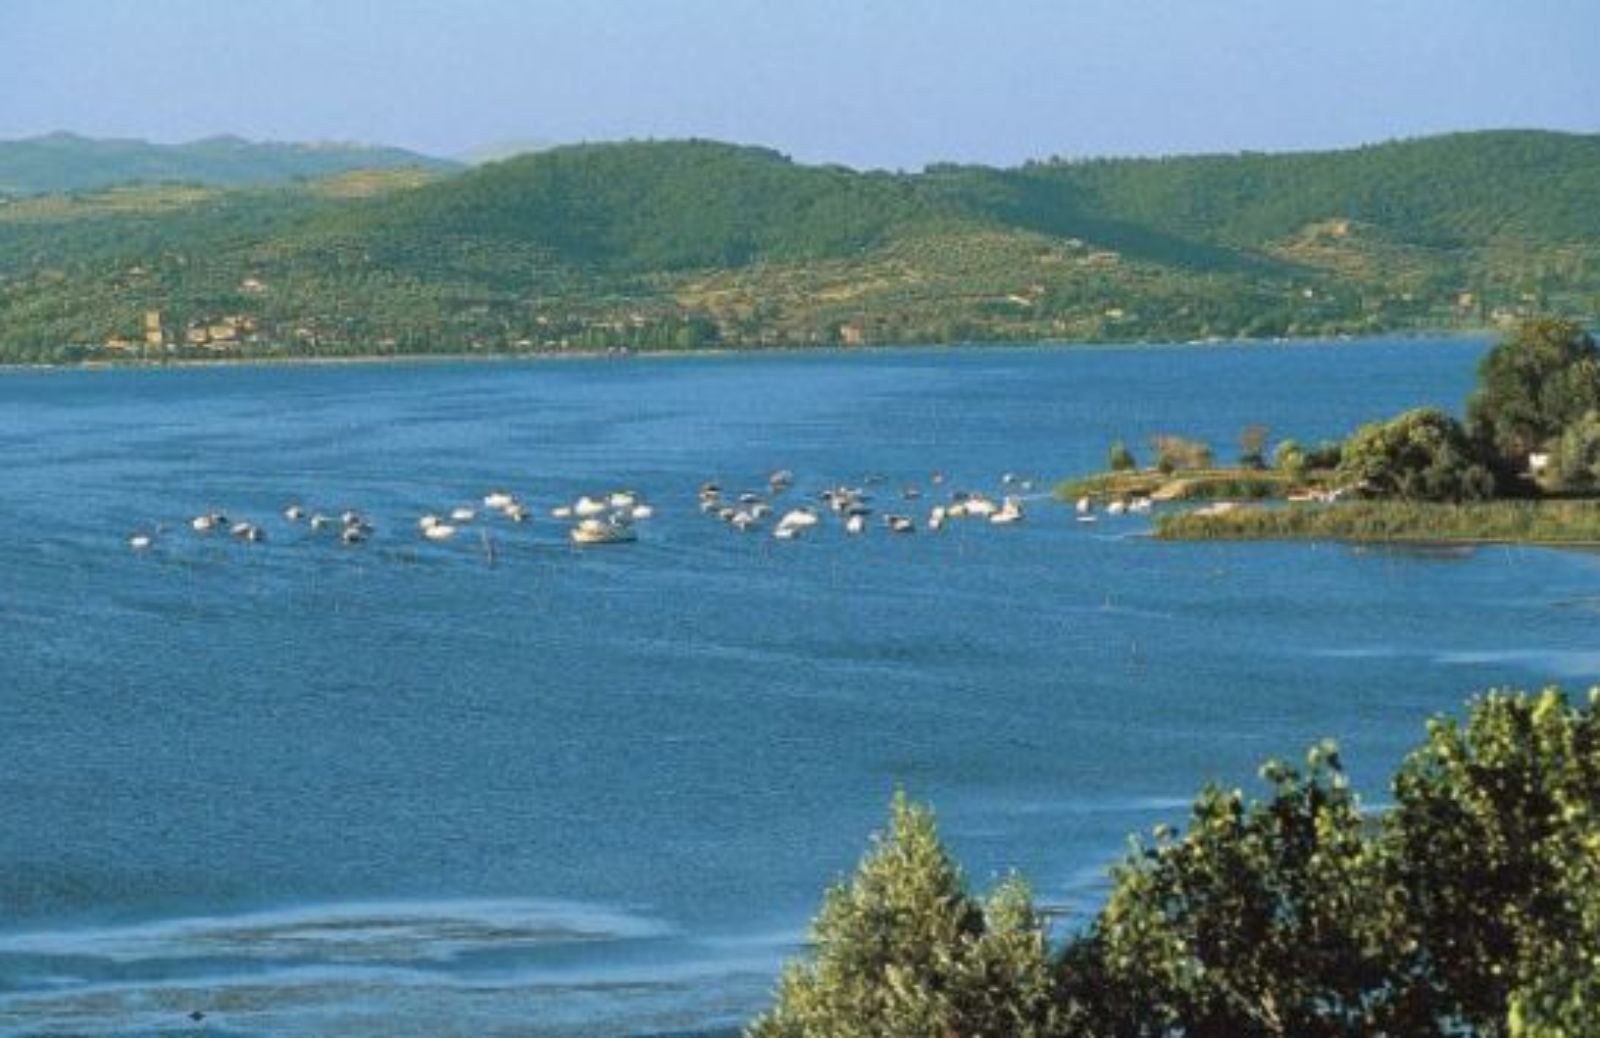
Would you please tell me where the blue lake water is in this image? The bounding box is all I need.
[2,338,1598,1036]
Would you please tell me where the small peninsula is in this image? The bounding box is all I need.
[1059,319,1600,547]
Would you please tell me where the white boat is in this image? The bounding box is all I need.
[845,513,867,535]
[449,507,476,523]
[630,504,654,521]
[504,503,530,523]
[570,518,636,545]
[483,491,516,510]
[1076,496,1093,515]
[191,514,221,533]
[550,505,574,519]
[574,496,609,518]
[231,522,265,543]
[990,498,1024,524]
[128,533,153,551]
[608,491,638,510]
[283,504,306,522]
[1106,499,1128,516]
[778,508,819,528]
[884,515,915,534]
[423,522,457,541]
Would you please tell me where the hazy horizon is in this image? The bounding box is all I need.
[4,0,1598,171]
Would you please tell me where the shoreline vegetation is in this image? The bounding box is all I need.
[1060,319,1600,550]
[0,327,1486,374]
[1154,498,1600,545]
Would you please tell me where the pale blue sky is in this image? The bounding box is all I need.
[2,0,1596,168]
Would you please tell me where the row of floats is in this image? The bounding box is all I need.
[126,471,1156,552]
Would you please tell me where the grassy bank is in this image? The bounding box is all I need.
[1155,499,1600,544]
[1056,467,1296,502]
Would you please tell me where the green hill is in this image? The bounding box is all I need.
[0,132,457,195]
[0,131,1596,362]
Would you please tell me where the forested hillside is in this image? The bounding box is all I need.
[0,132,455,195]
[1,131,1595,362]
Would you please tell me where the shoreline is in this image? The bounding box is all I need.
[1154,499,1600,549]
[0,327,1492,375]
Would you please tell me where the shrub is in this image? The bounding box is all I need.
[1109,439,1138,472]
[1274,438,1307,480]
[1150,434,1213,474]
[1336,407,1497,501]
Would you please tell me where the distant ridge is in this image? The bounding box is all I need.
[0,132,458,194]
[0,129,1595,360]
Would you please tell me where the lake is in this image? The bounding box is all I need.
[2,338,1596,1037]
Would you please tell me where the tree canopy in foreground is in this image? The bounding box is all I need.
[753,688,1600,1038]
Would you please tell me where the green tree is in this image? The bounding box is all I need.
[1467,317,1600,469]
[748,792,1062,1038]
[1091,743,1423,1038]
[1109,439,1138,472]
[1389,689,1600,1038]
[1273,439,1306,481]
[1538,410,1600,492]
[1336,407,1497,501]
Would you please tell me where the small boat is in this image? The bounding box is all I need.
[769,470,794,492]
[1076,497,1093,515]
[884,515,915,534]
[341,526,368,545]
[310,514,336,531]
[128,533,153,551]
[449,506,476,524]
[608,491,637,510]
[731,511,759,531]
[778,508,819,529]
[504,503,530,523]
[191,513,224,533]
[550,505,574,519]
[231,522,266,543]
[630,504,654,521]
[283,504,306,522]
[927,505,947,531]
[570,518,636,545]
[990,498,1024,524]
[844,513,867,535]
[423,522,457,541]
[574,496,608,518]
[483,491,516,511]
[772,524,801,540]
[1106,500,1128,516]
